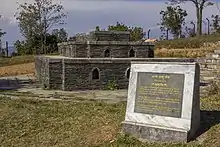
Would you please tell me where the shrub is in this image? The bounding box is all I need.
[208,80,220,96]
[106,80,118,90]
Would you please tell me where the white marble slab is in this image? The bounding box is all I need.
[125,62,200,132]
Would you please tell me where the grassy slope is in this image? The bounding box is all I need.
[0,94,220,147]
[0,55,35,67]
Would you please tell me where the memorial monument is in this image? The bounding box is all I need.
[122,60,200,142]
[35,31,154,90]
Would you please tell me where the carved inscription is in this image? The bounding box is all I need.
[134,72,184,118]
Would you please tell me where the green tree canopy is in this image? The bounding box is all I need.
[15,0,66,54]
[106,22,146,41]
[211,15,220,34]
[159,5,187,38]
[168,0,213,36]
[0,15,6,40]
[52,28,68,43]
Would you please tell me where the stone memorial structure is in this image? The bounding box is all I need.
[35,31,154,90]
[122,60,200,142]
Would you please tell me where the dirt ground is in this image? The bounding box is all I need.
[0,62,35,77]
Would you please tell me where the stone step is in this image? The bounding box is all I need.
[200,70,219,74]
[211,54,220,58]
[214,50,220,54]
[200,67,219,71]
[205,53,213,58]
[199,62,220,65]
[200,69,219,72]
[201,76,215,81]
[200,64,220,69]
[200,74,218,78]
[200,71,218,75]
[198,58,220,63]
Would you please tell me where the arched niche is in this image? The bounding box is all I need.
[91,67,100,80]
[129,49,135,57]
[104,49,111,57]
[125,68,131,79]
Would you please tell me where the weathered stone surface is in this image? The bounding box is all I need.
[122,122,188,142]
[58,41,154,58]
[36,57,200,91]
[89,31,131,41]
[35,56,49,89]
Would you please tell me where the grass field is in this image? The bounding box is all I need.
[0,94,220,147]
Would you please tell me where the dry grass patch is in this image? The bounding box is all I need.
[0,63,35,77]
[155,47,215,58]
[0,55,35,76]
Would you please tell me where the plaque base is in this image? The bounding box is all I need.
[121,121,191,142]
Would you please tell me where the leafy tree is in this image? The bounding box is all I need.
[211,15,220,34]
[95,26,100,31]
[15,0,67,54]
[14,40,29,55]
[0,15,6,57]
[0,15,6,39]
[168,0,213,36]
[184,26,196,37]
[14,33,59,55]
[107,22,146,41]
[52,28,68,43]
[0,15,6,45]
[159,5,187,38]
[108,22,129,31]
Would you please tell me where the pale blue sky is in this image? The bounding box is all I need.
[1,0,220,45]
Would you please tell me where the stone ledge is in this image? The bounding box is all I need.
[90,30,131,35]
[36,56,199,64]
[121,121,189,142]
[58,41,155,46]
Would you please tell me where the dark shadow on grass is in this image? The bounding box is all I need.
[0,78,36,90]
[194,110,220,140]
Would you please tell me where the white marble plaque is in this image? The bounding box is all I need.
[124,61,200,134]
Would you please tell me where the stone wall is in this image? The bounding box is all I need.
[89,31,130,41]
[36,56,197,91]
[49,59,63,90]
[69,31,131,42]
[35,56,49,88]
[58,41,154,58]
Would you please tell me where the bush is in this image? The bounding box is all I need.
[208,80,220,96]
[155,34,220,49]
[106,80,118,90]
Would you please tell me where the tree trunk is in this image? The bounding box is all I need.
[199,7,203,36]
[196,7,200,36]
[196,6,203,36]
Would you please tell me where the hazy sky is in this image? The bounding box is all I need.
[1,0,220,45]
